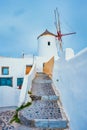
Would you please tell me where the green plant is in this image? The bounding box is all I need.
[28,91,32,95]
[10,102,32,123]
[16,102,31,111]
[10,111,20,123]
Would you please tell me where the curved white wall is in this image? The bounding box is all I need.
[0,87,20,107]
[38,35,58,60]
[53,48,87,130]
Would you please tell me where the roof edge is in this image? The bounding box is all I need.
[37,29,56,39]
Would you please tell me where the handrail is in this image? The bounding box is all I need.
[18,63,36,107]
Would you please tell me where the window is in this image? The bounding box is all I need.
[48,41,51,46]
[0,78,12,87]
[2,67,9,75]
[17,78,24,86]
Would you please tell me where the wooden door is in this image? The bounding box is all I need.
[25,66,32,75]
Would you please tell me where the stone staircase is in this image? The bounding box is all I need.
[18,73,69,130]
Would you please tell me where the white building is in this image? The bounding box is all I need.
[0,29,74,88]
[0,57,33,88]
[0,29,75,107]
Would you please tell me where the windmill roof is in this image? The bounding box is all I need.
[37,29,56,39]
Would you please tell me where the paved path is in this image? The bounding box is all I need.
[0,73,69,130]
[19,73,69,129]
[0,110,15,130]
[0,109,59,130]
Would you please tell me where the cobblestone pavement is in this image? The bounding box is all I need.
[0,109,63,130]
[0,110,15,130]
[0,110,62,130]
[20,100,62,120]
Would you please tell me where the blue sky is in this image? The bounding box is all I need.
[0,0,87,57]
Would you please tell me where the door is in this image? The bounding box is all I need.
[25,65,32,75]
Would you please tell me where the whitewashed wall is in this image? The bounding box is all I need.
[0,86,20,107]
[53,48,87,130]
[0,57,33,88]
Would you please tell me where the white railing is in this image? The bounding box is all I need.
[18,63,36,107]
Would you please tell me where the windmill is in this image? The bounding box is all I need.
[54,8,76,52]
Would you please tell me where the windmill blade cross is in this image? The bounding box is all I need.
[62,32,76,36]
[56,8,61,32]
[54,8,76,53]
[54,9,58,32]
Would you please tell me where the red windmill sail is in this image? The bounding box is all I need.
[54,8,76,51]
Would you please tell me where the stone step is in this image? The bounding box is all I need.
[33,73,52,84]
[0,109,68,130]
[18,100,68,129]
[30,95,59,101]
[41,95,59,101]
[14,123,67,130]
[36,72,50,78]
[32,78,52,84]
[31,82,55,97]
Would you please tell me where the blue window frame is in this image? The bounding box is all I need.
[2,67,9,75]
[17,78,24,86]
[0,78,12,87]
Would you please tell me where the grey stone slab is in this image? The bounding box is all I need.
[35,119,68,129]
[42,95,59,101]
[35,119,48,128]
[48,119,67,128]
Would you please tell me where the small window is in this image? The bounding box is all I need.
[2,67,9,75]
[48,41,51,46]
[17,78,24,86]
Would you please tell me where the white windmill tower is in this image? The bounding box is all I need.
[37,29,58,60]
